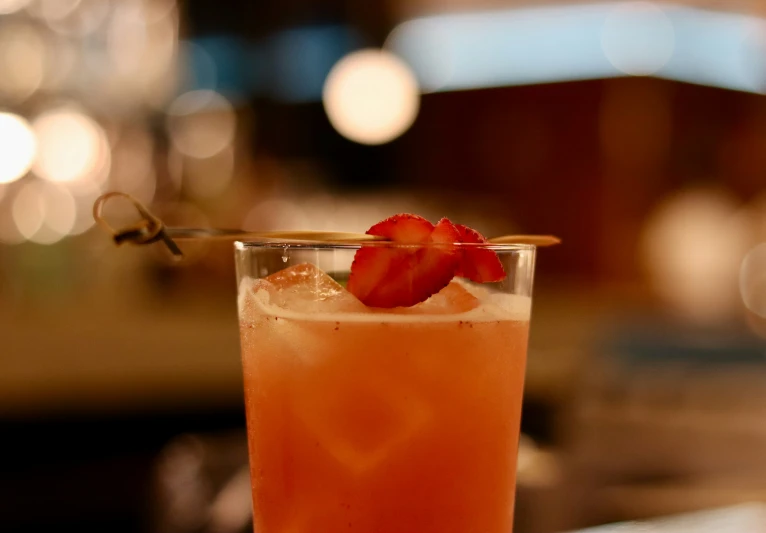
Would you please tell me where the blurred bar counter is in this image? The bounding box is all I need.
[0,277,602,416]
[0,304,242,416]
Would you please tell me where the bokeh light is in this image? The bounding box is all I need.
[108,0,157,75]
[323,49,420,145]
[46,0,111,37]
[104,0,178,107]
[0,23,47,102]
[32,107,111,186]
[739,20,766,93]
[602,2,675,76]
[140,0,176,24]
[11,180,77,244]
[642,188,751,324]
[33,0,81,21]
[0,0,31,15]
[0,112,37,185]
[385,20,454,93]
[167,90,236,158]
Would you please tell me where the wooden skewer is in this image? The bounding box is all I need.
[93,192,560,258]
[488,234,561,247]
[158,228,383,242]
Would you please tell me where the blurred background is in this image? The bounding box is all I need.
[3,0,766,531]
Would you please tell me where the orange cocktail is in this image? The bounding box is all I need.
[237,252,533,533]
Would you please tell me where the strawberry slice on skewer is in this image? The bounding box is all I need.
[454,223,506,283]
[348,216,460,308]
[347,215,506,308]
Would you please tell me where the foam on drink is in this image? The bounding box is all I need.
[238,264,531,325]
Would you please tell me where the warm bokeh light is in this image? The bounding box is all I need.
[323,49,420,145]
[33,0,81,21]
[139,0,176,24]
[11,180,77,244]
[0,23,46,102]
[37,181,77,243]
[105,0,178,107]
[0,112,37,184]
[602,2,675,76]
[45,0,110,37]
[0,0,30,15]
[167,90,236,158]
[32,107,111,186]
[642,188,751,324]
[107,0,161,75]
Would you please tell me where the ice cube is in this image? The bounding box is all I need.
[386,280,480,315]
[295,372,431,475]
[452,277,492,299]
[243,263,368,316]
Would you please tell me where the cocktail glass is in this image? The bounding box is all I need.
[235,241,536,533]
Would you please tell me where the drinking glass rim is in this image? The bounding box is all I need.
[234,240,536,252]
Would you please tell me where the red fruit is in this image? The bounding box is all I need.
[347,215,461,308]
[367,213,433,242]
[454,223,506,283]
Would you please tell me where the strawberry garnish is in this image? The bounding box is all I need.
[454,224,506,283]
[347,215,506,308]
[366,213,433,242]
[347,215,460,308]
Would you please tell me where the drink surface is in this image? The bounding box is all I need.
[238,264,530,533]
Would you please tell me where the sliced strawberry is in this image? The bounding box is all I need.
[347,215,460,308]
[367,213,433,241]
[454,223,506,283]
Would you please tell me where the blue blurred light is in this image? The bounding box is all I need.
[192,36,249,96]
[386,3,766,95]
[182,26,362,103]
[180,36,249,101]
[387,4,618,92]
[178,40,218,92]
[269,25,364,103]
[659,6,766,94]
